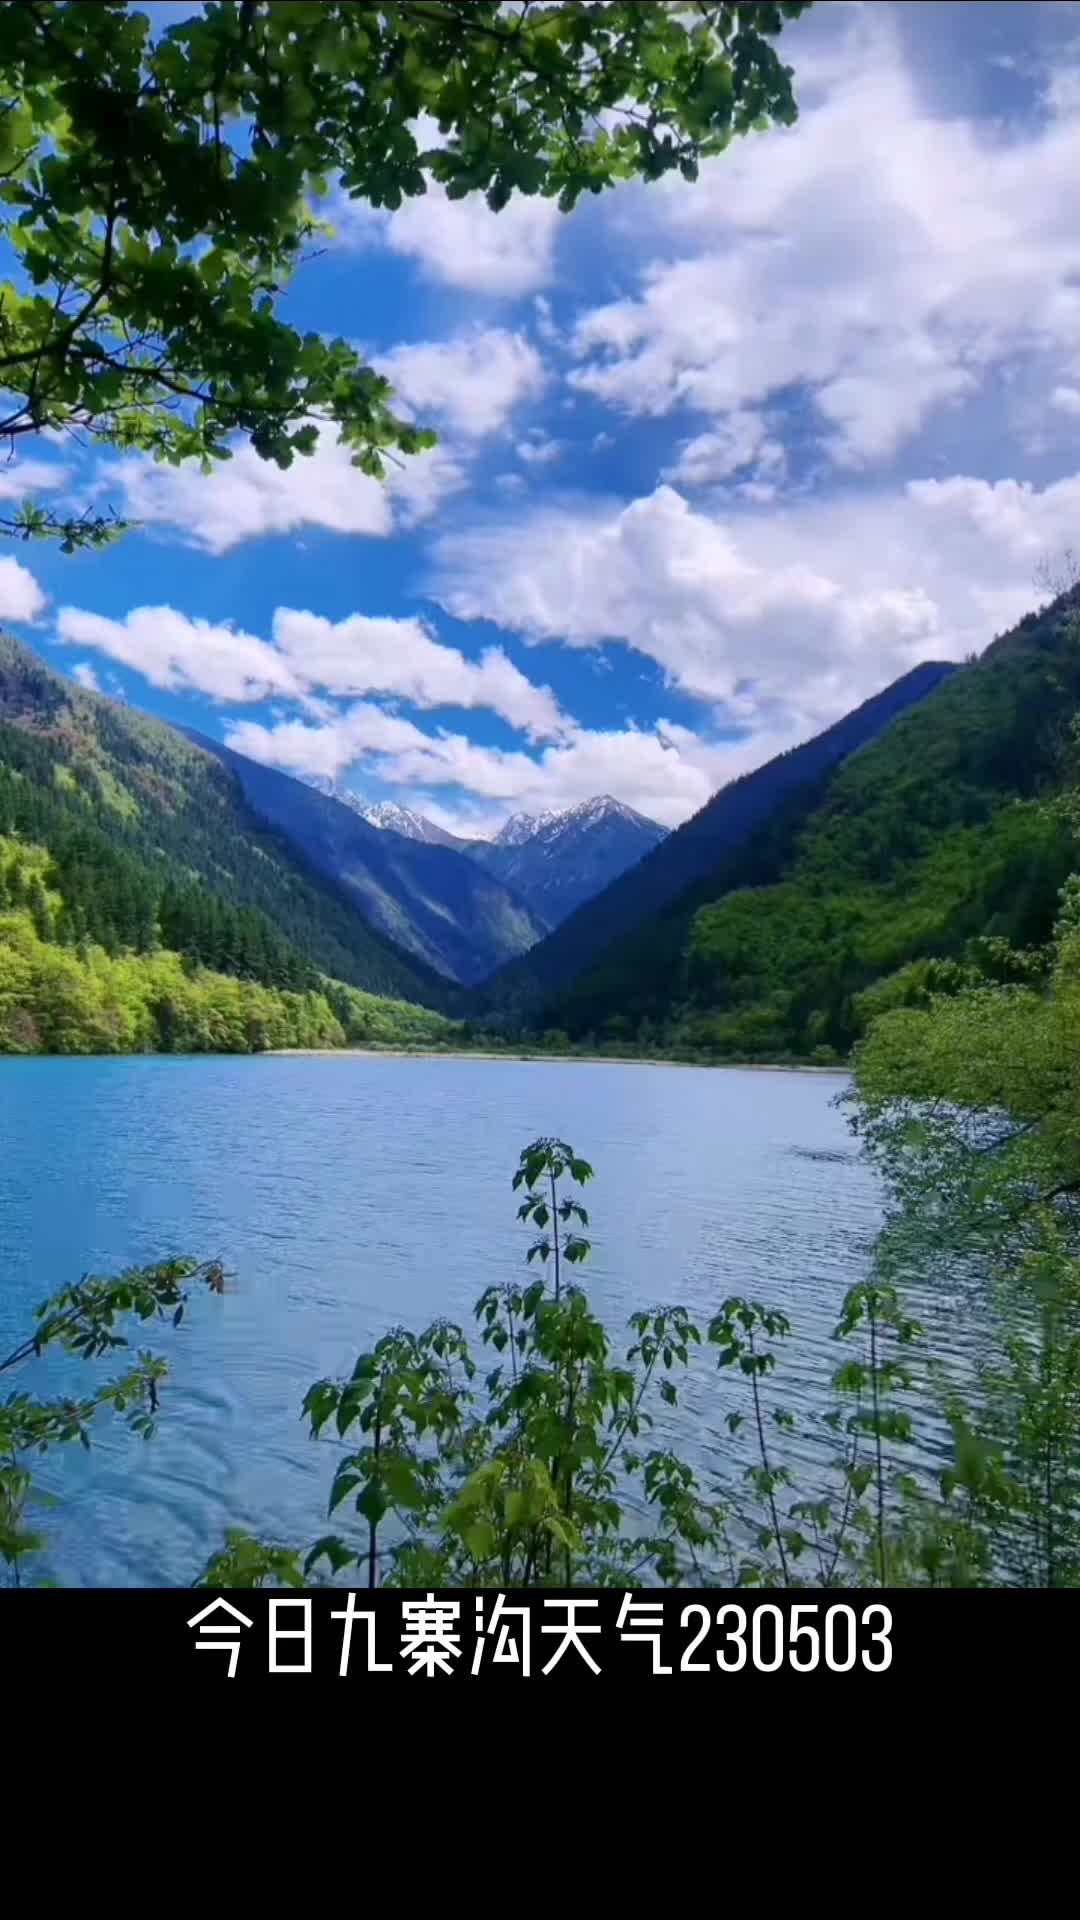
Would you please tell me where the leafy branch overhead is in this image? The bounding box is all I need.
[0,0,810,545]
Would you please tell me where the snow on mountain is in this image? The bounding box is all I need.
[344,789,667,935]
[494,807,564,847]
[344,796,473,850]
[494,797,657,848]
[358,799,434,839]
[467,795,668,930]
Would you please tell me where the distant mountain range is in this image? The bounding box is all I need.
[0,634,671,991]
[309,785,669,936]
[188,737,545,986]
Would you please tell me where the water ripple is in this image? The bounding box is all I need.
[0,1054,901,1587]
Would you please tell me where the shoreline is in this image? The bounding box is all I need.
[263,1046,849,1073]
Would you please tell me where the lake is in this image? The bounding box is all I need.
[1,1054,885,1587]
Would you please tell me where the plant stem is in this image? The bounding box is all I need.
[1042,1306,1055,1589]
[507,1293,519,1384]
[748,1327,789,1586]
[550,1167,561,1304]
[868,1294,886,1587]
[368,1413,381,1591]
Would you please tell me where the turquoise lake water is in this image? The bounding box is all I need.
[1,1054,884,1587]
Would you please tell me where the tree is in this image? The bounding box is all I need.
[0,0,810,549]
[850,879,1080,1587]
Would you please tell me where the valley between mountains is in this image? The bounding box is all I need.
[2,584,1077,1065]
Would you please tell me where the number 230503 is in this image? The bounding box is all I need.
[678,1602,892,1673]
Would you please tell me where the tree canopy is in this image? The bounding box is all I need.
[0,0,809,548]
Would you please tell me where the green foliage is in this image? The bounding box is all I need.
[0,883,458,1057]
[0,0,808,547]
[12,1111,1080,1589]
[225,1137,728,1590]
[195,1127,1080,1592]
[849,871,1080,1586]
[1,1256,224,1582]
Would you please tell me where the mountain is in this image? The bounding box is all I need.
[188,732,545,985]
[352,798,474,851]
[465,795,668,927]
[493,808,568,847]
[350,789,668,932]
[538,598,1080,1058]
[480,661,957,1017]
[0,632,468,1049]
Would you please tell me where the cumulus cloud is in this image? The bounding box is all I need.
[0,555,46,623]
[333,178,562,296]
[222,699,773,830]
[428,471,1080,734]
[0,456,68,501]
[568,8,1080,470]
[55,605,302,703]
[52,599,568,739]
[70,661,103,693]
[662,415,785,489]
[225,702,426,781]
[269,608,567,740]
[375,330,545,438]
[109,429,466,554]
[516,429,564,466]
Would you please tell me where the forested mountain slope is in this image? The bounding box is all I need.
[480,660,954,1015]
[0,633,447,1007]
[189,731,545,986]
[0,828,457,1055]
[543,595,1080,1058]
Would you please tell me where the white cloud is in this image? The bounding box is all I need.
[221,699,761,830]
[0,555,46,623]
[567,9,1080,469]
[1052,384,1080,416]
[70,661,102,693]
[662,414,784,489]
[269,608,567,740]
[0,456,68,501]
[375,330,545,438]
[55,605,302,704]
[225,702,426,782]
[333,178,562,296]
[428,470,1080,735]
[533,295,562,346]
[516,429,563,466]
[110,429,465,553]
[52,597,568,739]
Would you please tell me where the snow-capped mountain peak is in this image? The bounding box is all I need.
[304,779,666,930]
[359,799,431,838]
[495,796,658,846]
[494,807,563,847]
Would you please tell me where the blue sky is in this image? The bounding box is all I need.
[5,0,1080,833]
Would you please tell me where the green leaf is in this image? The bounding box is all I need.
[356,1482,388,1528]
[464,1518,497,1560]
